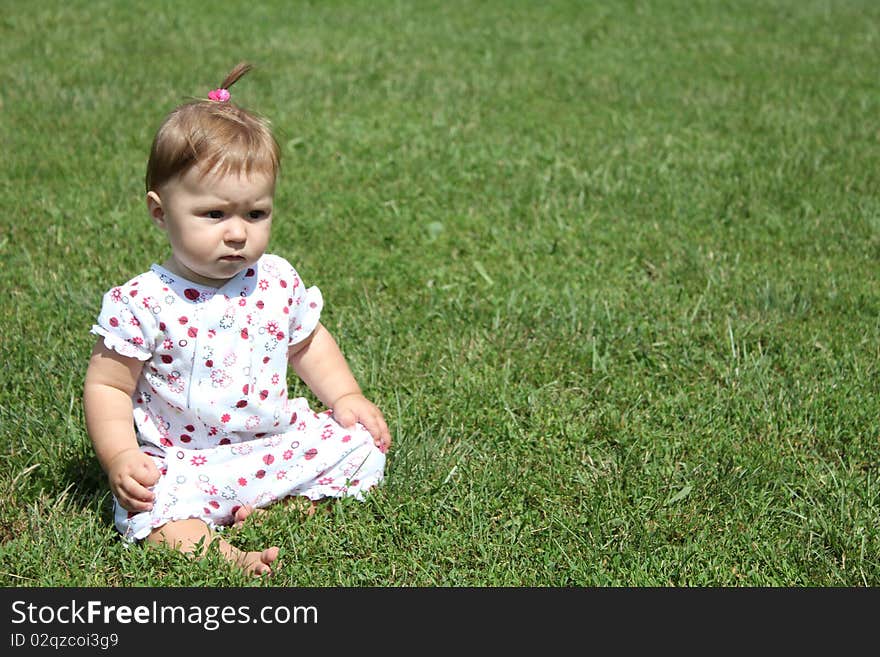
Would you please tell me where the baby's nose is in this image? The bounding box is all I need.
[224,218,248,242]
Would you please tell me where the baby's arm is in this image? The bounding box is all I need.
[83,340,160,511]
[289,322,391,453]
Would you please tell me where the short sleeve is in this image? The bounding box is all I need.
[90,285,154,361]
[284,264,324,346]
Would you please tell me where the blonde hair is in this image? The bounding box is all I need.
[145,62,281,192]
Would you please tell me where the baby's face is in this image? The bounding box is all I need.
[147,166,275,287]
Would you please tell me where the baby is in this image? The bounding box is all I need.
[83,63,390,576]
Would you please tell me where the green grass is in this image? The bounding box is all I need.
[1,0,879,586]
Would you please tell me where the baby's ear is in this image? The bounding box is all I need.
[146,191,165,228]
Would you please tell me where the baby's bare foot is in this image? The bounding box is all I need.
[282,496,319,516]
[232,504,266,528]
[217,537,279,576]
[236,546,280,577]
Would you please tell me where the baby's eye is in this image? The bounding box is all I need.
[207,210,224,219]
[249,210,268,220]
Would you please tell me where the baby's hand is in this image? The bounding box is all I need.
[107,448,161,512]
[332,393,392,454]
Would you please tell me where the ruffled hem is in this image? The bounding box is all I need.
[117,476,384,543]
[117,509,228,544]
[91,325,151,361]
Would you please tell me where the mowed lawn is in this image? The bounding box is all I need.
[1,0,879,586]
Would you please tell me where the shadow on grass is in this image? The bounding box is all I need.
[59,448,115,526]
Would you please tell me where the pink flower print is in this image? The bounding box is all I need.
[130,336,144,346]
[167,375,184,394]
[283,449,293,460]
[208,329,216,338]
[208,426,218,436]
[211,370,232,388]
[319,477,334,485]
[238,477,247,486]
[266,320,279,335]
[271,373,280,385]
[163,339,174,350]
[220,413,231,423]
[253,491,276,506]
[157,419,171,442]
[223,353,237,367]
[190,454,207,466]
[276,470,287,480]
[239,298,247,306]
[297,421,306,431]
[258,279,269,291]
[245,415,260,430]
[129,316,140,327]
[342,434,351,443]
[110,287,122,302]
[321,426,333,440]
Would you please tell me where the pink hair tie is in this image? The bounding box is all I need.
[208,88,230,102]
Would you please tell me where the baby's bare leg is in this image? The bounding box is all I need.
[146,518,279,576]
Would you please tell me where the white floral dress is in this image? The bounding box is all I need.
[91,253,386,541]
